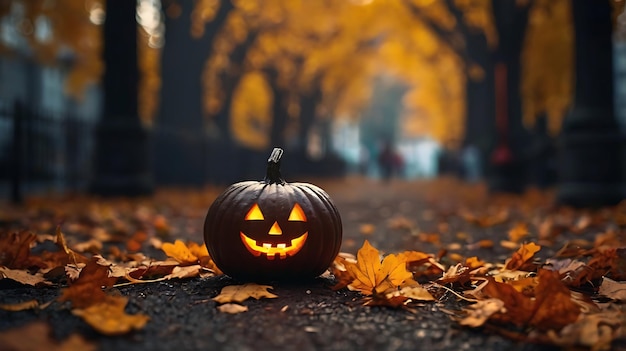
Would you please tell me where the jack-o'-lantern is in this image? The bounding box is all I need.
[204,148,342,281]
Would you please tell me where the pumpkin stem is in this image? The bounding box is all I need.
[265,147,285,184]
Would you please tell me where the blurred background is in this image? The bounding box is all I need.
[0,0,625,206]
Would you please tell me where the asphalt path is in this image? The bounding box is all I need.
[0,178,619,350]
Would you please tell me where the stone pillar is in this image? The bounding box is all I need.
[90,0,153,196]
[556,0,624,207]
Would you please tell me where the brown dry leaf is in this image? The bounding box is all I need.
[217,303,249,314]
[72,296,149,335]
[438,263,472,286]
[531,269,582,330]
[58,257,117,309]
[504,242,541,271]
[507,222,529,243]
[482,278,535,326]
[212,283,278,304]
[0,231,44,269]
[0,267,47,286]
[598,277,626,301]
[458,298,505,327]
[547,309,625,351]
[0,299,39,312]
[347,240,414,295]
[0,322,96,351]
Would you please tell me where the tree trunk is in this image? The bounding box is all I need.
[487,0,530,193]
[153,0,232,186]
[556,0,623,207]
[90,0,153,196]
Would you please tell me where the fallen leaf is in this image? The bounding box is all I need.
[217,303,248,314]
[0,267,48,286]
[598,277,626,301]
[507,223,529,243]
[386,284,435,302]
[504,242,541,271]
[72,296,149,335]
[547,309,625,351]
[0,299,39,311]
[58,257,117,309]
[0,322,96,351]
[213,283,278,304]
[347,240,414,295]
[458,298,505,327]
[0,231,44,269]
[162,240,201,265]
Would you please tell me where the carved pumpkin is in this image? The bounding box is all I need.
[204,148,342,281]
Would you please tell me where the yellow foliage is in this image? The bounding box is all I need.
[521,0,573,135]
[231,71,272,150]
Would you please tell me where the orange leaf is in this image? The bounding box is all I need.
[161,240,201,265]
[505,242,541,271]
[347,240,413,295]
[507,222,529,243]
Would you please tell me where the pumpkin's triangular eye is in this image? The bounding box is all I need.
[245,203,264,220]
[288,203,307,222]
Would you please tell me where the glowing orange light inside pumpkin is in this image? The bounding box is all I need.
[240,232,308,260]
[240,203,309,259]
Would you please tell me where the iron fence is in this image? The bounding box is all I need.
[0,100,95,203]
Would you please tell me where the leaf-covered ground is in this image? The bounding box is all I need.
[0,177,625,351]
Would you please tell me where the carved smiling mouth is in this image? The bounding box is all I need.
[239,232,308,260]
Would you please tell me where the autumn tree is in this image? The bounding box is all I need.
[153,0,233,186]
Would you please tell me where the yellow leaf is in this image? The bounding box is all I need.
[72,296,149,336]
[347,240,413,295]
[212,283,278,304]
[161,240,199,265]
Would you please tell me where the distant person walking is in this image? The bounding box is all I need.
[378,141,404,182]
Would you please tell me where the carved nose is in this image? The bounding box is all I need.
[268,221,282,235]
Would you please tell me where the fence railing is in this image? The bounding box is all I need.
[0,100,95,203]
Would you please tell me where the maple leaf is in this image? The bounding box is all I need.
[58,257,117,309]
[72,296,149,335]
[347,240,414,295]
[212,283,278,304]
[481,269,581,331]
[504,242,541,271]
